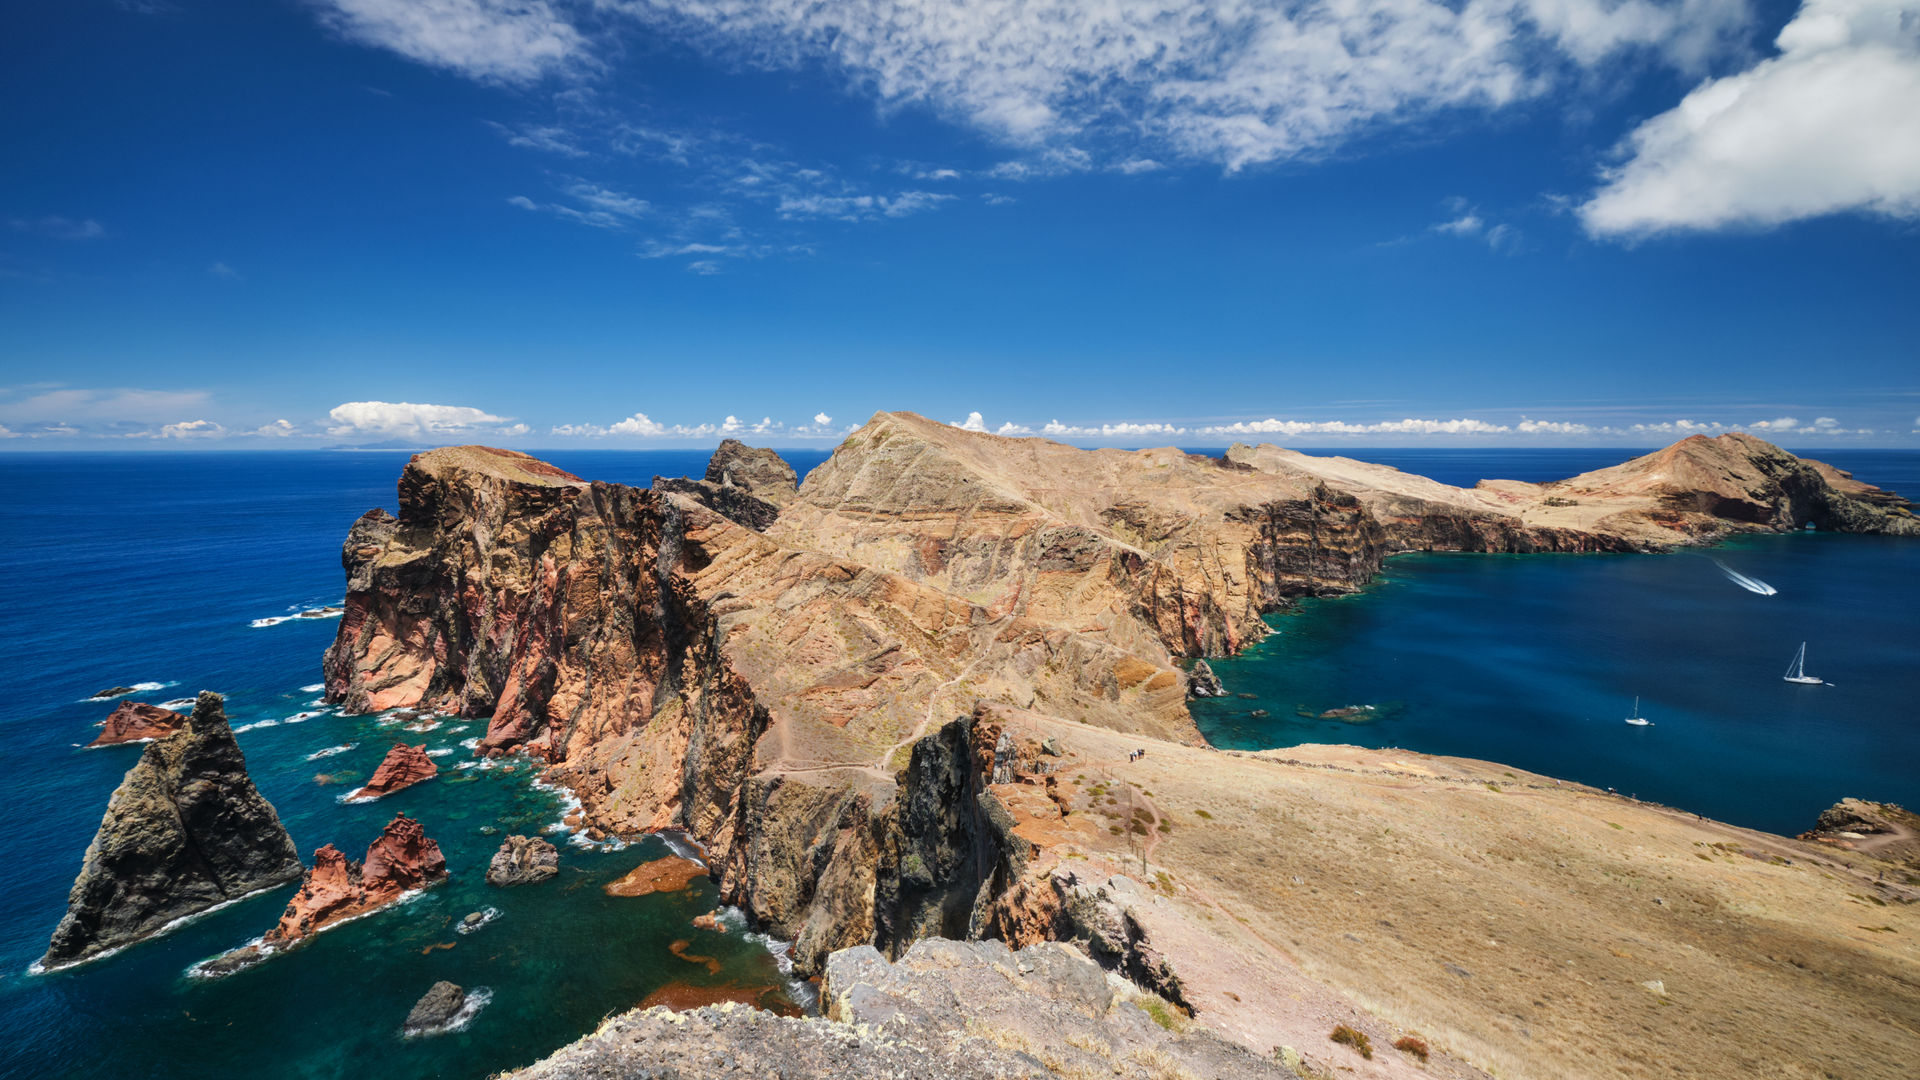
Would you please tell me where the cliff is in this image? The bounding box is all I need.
[44,692,303,968]
[321,421,1917,1076]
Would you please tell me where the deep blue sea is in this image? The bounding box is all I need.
[0,450,829,1080]
[1186,447,1920,838]
[0,445,1913,1077]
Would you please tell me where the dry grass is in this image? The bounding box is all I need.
[1328,1025,1372,1059]
[1392,1035,1429,1061]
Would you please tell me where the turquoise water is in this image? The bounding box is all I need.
[1191,497,1920,836]
[0,450,828,1080]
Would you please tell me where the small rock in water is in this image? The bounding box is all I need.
[1250,709,1270,718]
[692,910,728,933]
[1237,692,1259,700]
[478,825,499,836]
[463,911,485,927]
[487,835,559,887]
[91,686,137,700]
[405,981,467,1034]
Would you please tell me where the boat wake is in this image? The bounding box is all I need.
[1711,558,1777,596]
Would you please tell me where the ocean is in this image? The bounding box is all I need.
[0,445,1913,1077]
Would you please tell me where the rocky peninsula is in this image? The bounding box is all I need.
[318,419,1918,1080]
[44,691,302,969]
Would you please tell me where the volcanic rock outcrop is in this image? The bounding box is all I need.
[44,691,302,968]
[1800,798,1920,871]
[88,700,185,747]
[350,742,437,800]
[323,419,1915,985]
[506,938,1288,1080]
[486,834,558,886]
[202,814,446,973]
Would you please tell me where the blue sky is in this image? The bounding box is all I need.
[3,0,1917,448]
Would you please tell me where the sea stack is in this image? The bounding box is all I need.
[261,813,447,949]
[88,700,186,747]
[350,742,437,800]
[44,691,303,969]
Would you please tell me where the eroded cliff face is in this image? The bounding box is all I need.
[321,421,1916,980]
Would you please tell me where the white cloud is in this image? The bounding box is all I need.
[1425,197,1522,252]
[0,424,18,439]
[1043,419,1190,438]
[255,419,299,437]
[510,182,651,228]
[607,0,1752,170]
[157,419,225,439]
[776,190,954,220]
[487,120,590,157]
[1517,419,1595,434]
[326,400,517,441]
[813,412,831,426]
[0,387,210,425]
[995,422,1034,436]
[1581,0,1920,237]
[312,0,589,85]
[953,411,989,432]
[1195,417,1511,436]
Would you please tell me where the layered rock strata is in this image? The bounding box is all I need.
[88,700,185,746]
[323,420,1916,989]
[350,742,437,799]
[44,692,302,969]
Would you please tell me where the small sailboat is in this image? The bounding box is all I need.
[1624,697,1652,726]
[1783,642,1824,685]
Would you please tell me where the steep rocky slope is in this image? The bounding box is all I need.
[507,938,1298,1080]
[88,700,185,747]
[321,420,1916,1078]
[44,692,302,968]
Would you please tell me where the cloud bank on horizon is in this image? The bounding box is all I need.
[310,0,1920,237]
[0,392,1891,447]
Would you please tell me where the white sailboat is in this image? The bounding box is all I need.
[1783,642,1824,685]
[1624,697,1652,726]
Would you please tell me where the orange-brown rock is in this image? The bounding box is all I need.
[322,422,1914,980]
[261,813,447,948]
[350,742,437,799]
[88,701,185,747]
[604,856,707,898]
[692,910,728,933]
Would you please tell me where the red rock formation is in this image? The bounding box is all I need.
[88,701,185,747]
[262,814,447,948]
[351,742,437,799]
[605,856,707,897]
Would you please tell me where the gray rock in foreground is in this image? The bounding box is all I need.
[405,981,468,1034]
[504,938,1292,1079]
[43,691,304,968]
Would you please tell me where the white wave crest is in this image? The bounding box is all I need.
[306,743,356,761]
[300,683,325,693]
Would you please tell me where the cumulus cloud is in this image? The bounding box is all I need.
[157,419,225,439]
[1581,0,1920,237]
[326,400,519,441]
[813,412,832,426]
[951,412,989,432]
[254,419,299,437]
[1043,419,1190,438]
[606,0,1752,170]
[312,0,590,85]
